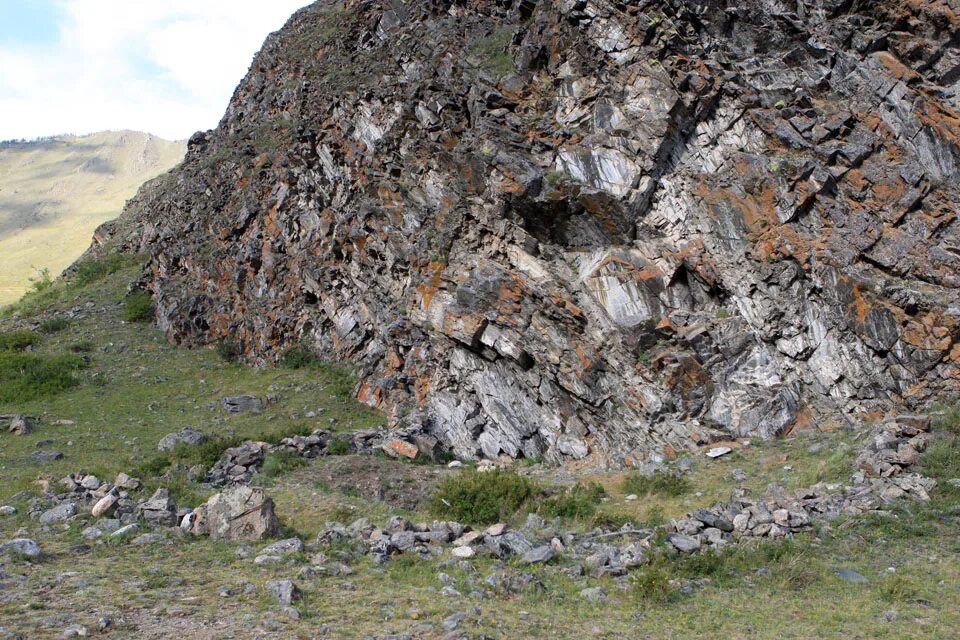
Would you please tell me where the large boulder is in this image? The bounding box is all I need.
[158,427,207,451]
[191,485,280,541]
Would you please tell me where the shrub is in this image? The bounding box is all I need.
[38,318,69,333]
[261,449,307,478]
[123,290,153,323]
[622,471,691,497]
[327,437,351,456]
[280,344,320,369]
[28,268,53,293]
[69,341,94,353]
[631,558,677,603]
[540,482,605,520]
[0,330,39,351]
[467,26,514,77]
[215,337,243,363]
[0,352,86,402]
[431,469,535,525]
[72,253,137,287]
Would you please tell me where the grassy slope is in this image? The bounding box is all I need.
[0,132,185,305]
[0,261,957,638]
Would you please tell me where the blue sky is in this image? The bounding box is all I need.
[0,0,313,141]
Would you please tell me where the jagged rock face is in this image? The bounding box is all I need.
[96,0,960,464]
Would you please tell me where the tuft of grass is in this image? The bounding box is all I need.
[631,558,677,603]
[431,469,535,525]
[0,330,39,351]
[0,352,86,402]
[69,341,94,353]
[622,471,691,497]
[539,482,605,520]
[467,26,514,77]
[38,317,69,333]
[123,290,153,323]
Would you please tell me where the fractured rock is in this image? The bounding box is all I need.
[191,485,280,541]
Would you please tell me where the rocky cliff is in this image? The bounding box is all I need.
[93,0,960,464]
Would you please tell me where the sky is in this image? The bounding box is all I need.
[0,0,314,141]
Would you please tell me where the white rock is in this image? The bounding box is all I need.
[706,447,732,458]
[452,546,475,558]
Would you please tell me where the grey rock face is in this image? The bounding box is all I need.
[191,485,280,541]
[90,0,960,464]
[137,488,177,527]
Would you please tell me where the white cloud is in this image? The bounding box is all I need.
[0,0,313,141]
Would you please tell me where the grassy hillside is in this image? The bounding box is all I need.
[0,256,957,638]
[0,131,185,305]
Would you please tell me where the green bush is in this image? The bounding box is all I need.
[431,469,535,525]
[123,291,153,323]
[72,253,137,288]
[631,559,677,604]
[38,318,69,333]
[261,449,307,478]
[280,344,320,369]
[327,437,351,456]
[69,341,95,353]
[0,330,39,351]
[622,471,691,497]
[0,352,86,402]
[215,337,243,363]
[540,482,605,520]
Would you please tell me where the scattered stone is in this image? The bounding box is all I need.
[452,546,475,559]
[111,524,141,538]
[706,447,732,458]
[485,523,506,536]
[580,587,607,603]
[264,579,301,605]
[191,485,279,540]
[382,438,419,460]
[91,494,118,518]
[114,472,142,491]
[131,533,166,545]
[39,502,77,524]
[522,545,555,564]
[260,538,304,556]
[137,488,176,527]
[8,415,32,435]
[30,450,63,462]
[82,527,103,540]
[0,538,40,558]
[442,612,466,632]
[666,533,701,553]
[834,568,868,583]
[59,625,87,638]
[220,395,263,414]
[0,506,16,516]
[157,427,207,451]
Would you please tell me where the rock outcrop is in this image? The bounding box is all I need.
[93,0,960,464]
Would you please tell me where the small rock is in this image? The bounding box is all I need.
[264,579,301,605]
[442,612,466,631]
[131,533,166,545]
[39,502,77,524]
[447,460,463,468]
[580,587,607,603]
[706,447,732,458]
[666,533,701,553]
[82,527,103,540]
[158,427,207,451]
[30,450,63,462]
[114,473,142,490]
[382,439,419,460]
[281,606,301,620]
[220,395,263,414]
[452,546,475,559]
[260,538,304,556]
[91,494,117,518]
[880,610,898,623]
[0,538,40,558]
[111,523,141,538]
[485,523,506,536]
[79,475,100,491]
[0,506,16,516]
[521,545,555,565]
[834,568,868,583]
[60,625,87,638]
[624,494,638,501]
[8,415,32,435]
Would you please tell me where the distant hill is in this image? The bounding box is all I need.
[0,131,185,304]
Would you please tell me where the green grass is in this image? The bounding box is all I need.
[539,482,605,520]
[0,329,38,351]
[123,290,153,323]
[0,351,86,403]
[431,469,535,525]
[279,344,321,369]
[38,317,69,333]
[467,26,515,77]
[622,471,691,497]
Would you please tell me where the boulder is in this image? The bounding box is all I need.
[264,579,301,605]
[91,494,118,518]
[39,502,77,524]
[8,415,32,435]
[158,427,207,451]
[191,485,280,541]
[220,395,263,414]
[0,538,40,558]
